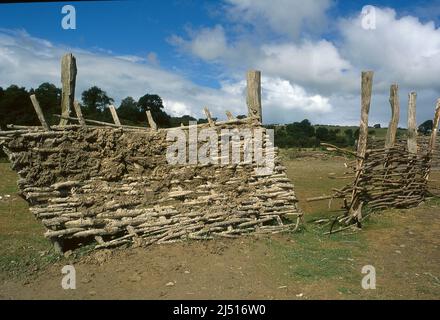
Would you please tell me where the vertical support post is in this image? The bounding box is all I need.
[60,53,77,126]
[73,101,86,127]
[246,70,262,122]
[146,110,157,131]
[347,71,374,225]
[428,99,440,155]
[29,94,50,131]
[109,105,122,127]
[356,71,374,169]
[385,84,400,148]
[424,99,440,182]
[407,92,418,154]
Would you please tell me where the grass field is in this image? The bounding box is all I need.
[313,125,408,141]
[0,154,439,299]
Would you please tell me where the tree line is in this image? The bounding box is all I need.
[0,83,435,156]
[267,120,361,149]
[0,83,205,131]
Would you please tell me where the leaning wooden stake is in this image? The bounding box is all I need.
[146,110,157,131]
[225,110,235,120]
[109,105,122,127]
[246,70,262,122]
[385,84,400,148]
[73,101,86,127]
[204,107,215,127]
[425,99,440,181]
[60,53,77,126]
[29,95,50,131]
[407,92,418,154]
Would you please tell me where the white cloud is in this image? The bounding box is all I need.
[262,77,332,113]
[0,28,331,124]
[339,7,440,91]
[3,3,440,127]
[163,100,192,116]
[258,40,355,93]
[168,25,228,61]
[225,0,332,37]
[169,5,440,125]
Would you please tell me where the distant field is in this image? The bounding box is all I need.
[313,125,407,140]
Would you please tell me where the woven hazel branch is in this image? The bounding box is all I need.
[0,119,302,251]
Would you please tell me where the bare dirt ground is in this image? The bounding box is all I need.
[0,153,439,300]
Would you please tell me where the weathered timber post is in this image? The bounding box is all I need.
[407,92,418,154]
[225,110,235,120]
[204,107,215,127]
[385,84,400,148]
[60,53,77,126]
[146,110,157,131]
[424,99,440,182]
[429,99,440,152]
[29,94,50,131]
[73,101,86,127]
[109,105,122,127]
[356,71,374,169]
[348,71,374,225]
[246,70,262,122]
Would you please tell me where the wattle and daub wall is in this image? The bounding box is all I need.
[0,119,302,250]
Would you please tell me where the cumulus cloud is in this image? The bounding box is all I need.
[0,28,331,124]
[3,3,440,127]
[169,4,440,125]
[339,7,440,92]
[168,25,228,61]
[224,0,332,37]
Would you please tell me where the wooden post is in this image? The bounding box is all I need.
[424,99,440,182]
[356,71,374,169]
[60,53,77,126]
[407,92,418,154]
[146,110,157,131]
[73,101,86,127]
[225,110,235,120]
[347,71,374,225]
[385,84,400,148]
[204,107,215,127]
[246,70,262,122]
[109,105,122,127]
[428,99,440,153]
[29,94,50,131]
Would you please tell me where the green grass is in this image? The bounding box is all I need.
[314,125,407,140]
[266,224,367,283]
[0,162,59,280]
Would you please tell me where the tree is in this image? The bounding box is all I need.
[170,115,197,127]
[0,85,37,130]
[118,96,140,124]
[81,86,114,116]
[137,94,170,127]
[34,83,62,125]
[316,127,329,141]
[419,120,433,135]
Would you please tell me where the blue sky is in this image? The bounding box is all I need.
[1,0,440,125]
